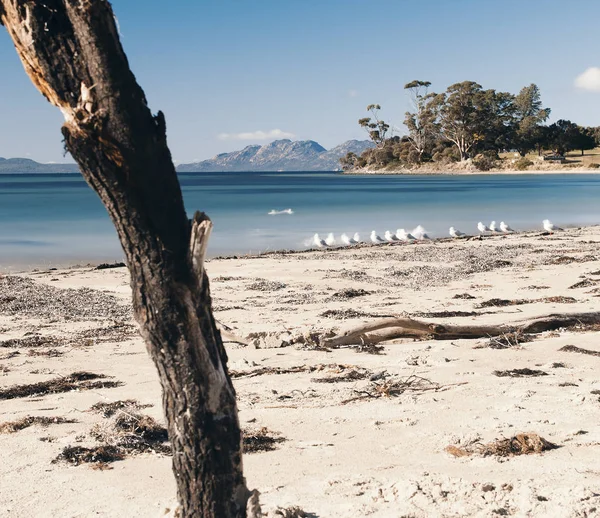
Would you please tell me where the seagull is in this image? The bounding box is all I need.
[325,232,336,246]
[313,233,328,247]
[396,228,416,241]
[490,221,500,232]
[477,222,491,234]
[543,219,563,233]
[449,226,465,238]
[412,225,430,240]
[370,230,386,244]
[341,232,360,245]
[499,221,513,233]
[384,230,399,242]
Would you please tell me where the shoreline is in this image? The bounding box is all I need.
[3,226,597,273]
[344,167,600,176]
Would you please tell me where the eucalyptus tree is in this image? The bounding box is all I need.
[513,84,551,155]
[358,104,390,148]
[403,80,439,162]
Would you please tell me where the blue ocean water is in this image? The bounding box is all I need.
[1,171,600,270]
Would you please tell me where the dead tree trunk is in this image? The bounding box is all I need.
[322,312,600,347]
[0,1,249,516]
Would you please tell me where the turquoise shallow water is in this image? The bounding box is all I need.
[1,171,600,270]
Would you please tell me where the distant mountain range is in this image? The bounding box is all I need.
[176,139,374,172]
[0,139,373,173]
[0,157,79,173]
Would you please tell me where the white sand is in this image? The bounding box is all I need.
[1,228,600,517]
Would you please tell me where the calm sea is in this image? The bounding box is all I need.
[1,171,600,271]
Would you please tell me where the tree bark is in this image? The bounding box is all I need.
[0,1,249,516]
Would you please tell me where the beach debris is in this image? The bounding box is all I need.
[230,363,360,379]
[493,368,548,377]
[319,308,371,319]
[94,262,126,270]
[453,293,476,299]
[538,296,577,304]
[246,331,292,349]
[0,416,77,434]
[329,288,372,300]
[0,276,131,321]
[268,506,307,518]
[243,426,285,453]
[247,278,287,291]
[27,348,64,357]
[0,372,123,400]
[54,445,125,466]
[55,409,171,468]
[446,433,558,458]
[89,399,152,418]
[477,298,528,308]
[341,374,462,404]
[354,343,386,355]
[415,310,478,318]
[320,312,600,348]
[311,367,371,383]
[569,278,598,289]
[546,255,596,265]
[482,331,534,349]
[559,345,600,357]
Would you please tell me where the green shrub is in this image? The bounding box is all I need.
[587,162,600,169]
[473,154,496,171]
[514,158,533,171]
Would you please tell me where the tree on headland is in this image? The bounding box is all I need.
[546,120,589,156]
[435,81,496,161]
[513,84,551,156]
[359,104,390,148]
[0,1,251,516]
[403,80,439,162]
[343,79,595,171]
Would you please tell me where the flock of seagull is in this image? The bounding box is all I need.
[311,219,563,248]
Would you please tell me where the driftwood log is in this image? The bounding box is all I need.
[322,312,600,347]
[0,2,250,517]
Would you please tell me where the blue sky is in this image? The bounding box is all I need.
[0,0,599,163]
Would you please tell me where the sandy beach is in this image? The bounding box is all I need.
[2,227,600,517]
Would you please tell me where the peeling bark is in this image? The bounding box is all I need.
[0,1,249,516]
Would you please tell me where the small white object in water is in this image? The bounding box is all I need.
[500,221,513,232]
[313,233,328,247]
[384,230,399,242]
[543,219,563,233]
[477,222,491,234]
[449,226,465,238]
[396,228,416,241]
[325,232,336,246]
[268,208,294,215]
[370,231,385,244]
[412,225,430,240]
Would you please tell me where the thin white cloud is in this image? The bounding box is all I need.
[348,89,358,98]
[217,129,295,141]
[575,67,600,92]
